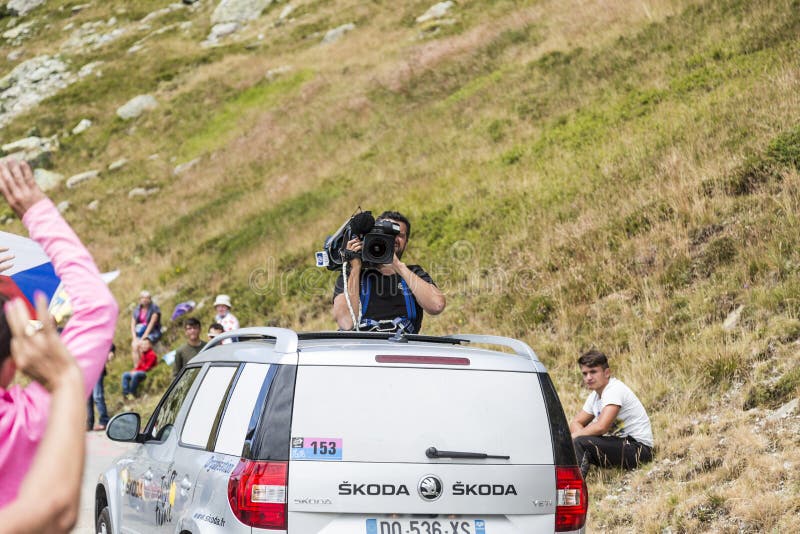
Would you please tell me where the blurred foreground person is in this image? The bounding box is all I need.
[0,294,85,533]
[0,159,118,506]
[569,349,654,478]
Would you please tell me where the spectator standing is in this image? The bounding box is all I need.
[0,159,118,507]
[86,343,114,431]
[130,290,161,361]
[173,318,205,378]
[121,337,157,399]
[213,294,239,332]
[569,349,654,478]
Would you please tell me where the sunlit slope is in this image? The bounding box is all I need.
[1,0,799,530]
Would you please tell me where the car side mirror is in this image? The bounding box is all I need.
[106,412,141,442]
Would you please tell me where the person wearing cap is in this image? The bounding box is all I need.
[213,294,239,332]
[130,290,161,363]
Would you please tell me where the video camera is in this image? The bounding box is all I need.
[316,210,400,271]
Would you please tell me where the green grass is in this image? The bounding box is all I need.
[7,0,800,530]
[178,69,314,159]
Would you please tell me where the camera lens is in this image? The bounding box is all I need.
[369,241,387,257]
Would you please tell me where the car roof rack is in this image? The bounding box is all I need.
[297,331,466,345]
[440,334,539,362]
[202,327,299,354]
[201,328,539,362]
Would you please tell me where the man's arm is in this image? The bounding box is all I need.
[569,410,594,435]
[332,237,363,330]
[571,404,620,439]
[0,295,85,534]
[394,263,446,315]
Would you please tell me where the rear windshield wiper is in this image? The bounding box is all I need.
[426,446,509,460]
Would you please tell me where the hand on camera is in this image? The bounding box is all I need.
[345,237,363,266]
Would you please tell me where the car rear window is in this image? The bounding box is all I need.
[292,366,553,464]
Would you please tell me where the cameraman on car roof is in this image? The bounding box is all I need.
[332,211,445,334]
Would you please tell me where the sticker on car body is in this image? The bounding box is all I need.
[290,437,343,460]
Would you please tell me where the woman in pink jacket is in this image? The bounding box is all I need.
[0,159,119,507]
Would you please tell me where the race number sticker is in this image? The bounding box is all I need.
[291,437,343,461]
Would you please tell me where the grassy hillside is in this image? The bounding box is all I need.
[3,0,800,530]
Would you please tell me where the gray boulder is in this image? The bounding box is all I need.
[205,0,273,42]
[71,118,92,135]
[321,23,355,44]
[66,169,100,188]
[278,4,293,21]
[56,200,69,213]
[206,21,240,43]
[33,168,64,191]
[128,186,160,198]
[108,158,128,171]
[0,55,74,127]
[211,0,273,25]
[7,0,46,16]
[1,135,58,167]
[116,94,158,120]
[416,1,454,23]
[173,157,200,176]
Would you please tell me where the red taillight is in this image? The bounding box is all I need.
[227,459,287,530]
[555,466,588,532]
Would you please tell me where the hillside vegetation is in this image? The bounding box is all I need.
[2,0,800,531]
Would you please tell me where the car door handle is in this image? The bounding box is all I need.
[180,477,192,491]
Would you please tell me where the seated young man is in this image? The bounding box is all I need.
[121,337,157,399]
[569,349,654,478]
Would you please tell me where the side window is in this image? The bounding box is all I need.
[181,366,237,449]
[149,367,201,442]
[215,363,273,456]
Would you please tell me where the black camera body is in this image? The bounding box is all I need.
[317,211,400,271]
[361,219,400,265]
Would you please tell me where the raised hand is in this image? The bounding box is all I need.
[0,159,46,218]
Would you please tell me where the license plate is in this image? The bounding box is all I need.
[366,518,486,534]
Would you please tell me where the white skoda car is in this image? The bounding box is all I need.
[95,328,587,534]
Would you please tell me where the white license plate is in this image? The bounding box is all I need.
[366,518,486,534]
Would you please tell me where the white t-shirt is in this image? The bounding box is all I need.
[582,377,654,447]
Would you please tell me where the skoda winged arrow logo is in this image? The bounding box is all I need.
[417,475,443,502]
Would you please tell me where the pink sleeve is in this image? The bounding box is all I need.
[22,198,119,400]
